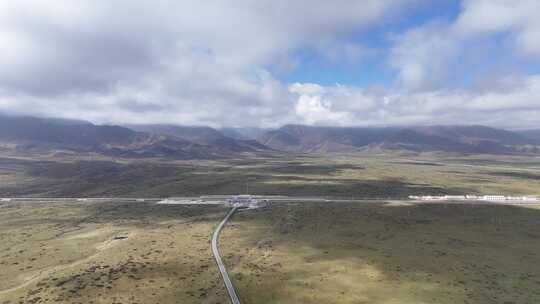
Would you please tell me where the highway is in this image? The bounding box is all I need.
[212,207,241,304]
[1,195,538,205]
[0,197,161,203]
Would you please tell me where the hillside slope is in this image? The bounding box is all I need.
[127,124,270,152]
[0,115,264,158]
[259,124,537,154]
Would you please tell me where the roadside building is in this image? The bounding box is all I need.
[228,195,269,208]
[444,195,466,200]
[481,195,506,201]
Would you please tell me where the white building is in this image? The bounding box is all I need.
[444,195,466,200]
[507,196,539,202]
[419,196,446,201]
[228,195,269,208]
[480,195,506,201]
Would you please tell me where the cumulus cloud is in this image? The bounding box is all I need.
[389,0,540,91]
[0,0,415,127]
[0,0,539,129]
[289,75,540,128]
[289,83,379,125]
[454,0,540,56]
[289,83,353,125]
[389,22,461,91]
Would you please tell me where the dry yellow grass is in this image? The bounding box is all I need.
[0,201,229,304]
[221,202,540,304]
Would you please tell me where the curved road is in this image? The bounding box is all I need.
[212,206,241,304]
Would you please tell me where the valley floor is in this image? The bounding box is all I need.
[0,200,229,304]
[0,151,539,198]
[1,200,540,304]
[221,201,540,304]
[1,151,540,303]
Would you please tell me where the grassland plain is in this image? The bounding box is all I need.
[1,151,539,198]
[221,202,540,304]
[0,200,229,304]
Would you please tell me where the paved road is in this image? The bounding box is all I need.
[212,207,241,304]
[0,197,161,203]
[1,196,538,205]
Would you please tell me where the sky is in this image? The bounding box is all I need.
[0,0,540,128]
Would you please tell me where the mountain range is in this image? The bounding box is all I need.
[0,115,267,159]
[0,114,539,158]
[260,124,540,154]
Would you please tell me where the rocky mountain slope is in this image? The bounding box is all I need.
[258,124,539,154]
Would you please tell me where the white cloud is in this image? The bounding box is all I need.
[0,0,416,127]
[389,22,461,91]
[290,83,380,125]
[0,0,539,129]
[454,0,540,56]
[389,0,540,92]
[294,94,352,125]
[290,83,356,125]
[289,75,540,128]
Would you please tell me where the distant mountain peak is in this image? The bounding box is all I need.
[259,124,538,154]
[0,115,537,156]
[0,116,270,159]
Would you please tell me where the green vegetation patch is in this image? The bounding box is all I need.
[222,202,540,304]
[488,171,540,180]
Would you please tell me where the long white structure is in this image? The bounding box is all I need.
[409,195,538,202]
